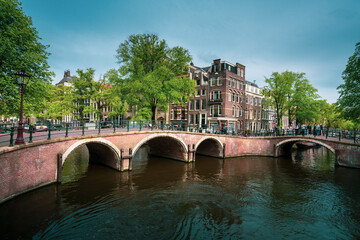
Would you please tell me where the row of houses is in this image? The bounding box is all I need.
[57,58,284,133]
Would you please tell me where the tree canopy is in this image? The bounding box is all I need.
[337,42,360,124]
[115,33,196,120]
[0,0,53,117]
[263,71,319,127]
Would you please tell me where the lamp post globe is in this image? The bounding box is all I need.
[14,69,31,145]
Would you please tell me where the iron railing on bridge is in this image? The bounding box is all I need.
[0,121,359,147]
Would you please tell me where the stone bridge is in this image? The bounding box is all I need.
[1,131,359,204]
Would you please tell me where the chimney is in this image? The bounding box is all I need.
[64,70,70,77]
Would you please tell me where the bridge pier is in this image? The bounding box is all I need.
[120,148,133,171]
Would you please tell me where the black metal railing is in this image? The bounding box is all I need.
[0,121,359,147]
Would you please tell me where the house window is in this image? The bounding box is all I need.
[237,80,240,89]
[217,77,222,86]
[189,100,194,110]
[211,90,222,100]
[210,105,222,116]
[236,93,239,103]
[181,110,186,120]
[173,110,178,120]
[195,114,200,124]
[232,106,235,117]
[255,98,257,106]
[201,89,206,95]
[228,91,232,101]
[236,106,239,117]
[228,77,232,86]
[250,97,253,105]
[195,100,200,110]
[189,114,194,124]
[195,90,200,97]
[196,79,200,86]
[246,96,249,104]
[240,108,243,116]
[201,99,206,110]
[211,77,215,86]
[237,67,240,76]
[232,92,236,102]
[240,68,244,77]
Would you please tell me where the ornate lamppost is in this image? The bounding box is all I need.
[15,69,31,145]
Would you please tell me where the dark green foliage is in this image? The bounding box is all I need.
[0,0,53,116]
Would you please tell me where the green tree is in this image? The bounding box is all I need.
[264,71,319,127]
[72,68,97,121]
[0,0,53,116]
[116,33,196,120]
[337,42,360,124]
[287,74,319,125]
[103,69,129,120]
[41,84,74,120]
[263,71,295,127]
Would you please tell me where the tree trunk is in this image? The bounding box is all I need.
[151,105,157,121]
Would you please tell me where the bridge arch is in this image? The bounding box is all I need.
[132,133,188,162]
[275,138,336,157]
[62,138,121,170]
[195,136,224,158]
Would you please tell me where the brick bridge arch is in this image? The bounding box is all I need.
[62,138,121,170]
[195,136,224,158]
[275,138,336,157]
[132,133,189,162]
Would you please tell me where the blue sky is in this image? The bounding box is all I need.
[21,0,360,103]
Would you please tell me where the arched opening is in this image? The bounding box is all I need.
[133,134,188,163]
[275,139,335,158]
[195,137,223,158]
[62,139,121,182]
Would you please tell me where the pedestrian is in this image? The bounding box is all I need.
[316,124,321,136]
[313,124,317,137]
[307,124,311,135]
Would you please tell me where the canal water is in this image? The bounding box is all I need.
[1,145,360,239]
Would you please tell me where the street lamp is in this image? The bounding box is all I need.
[14,69,31,145]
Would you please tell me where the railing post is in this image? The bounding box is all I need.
[9,127,14,147]
[29,125,33,143]
[47,122,51,140]
[82,121,85,136]
[65,123,69,137]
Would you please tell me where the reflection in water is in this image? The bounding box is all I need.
[0,146,360,239]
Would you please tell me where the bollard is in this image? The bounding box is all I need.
[9,127,15,147]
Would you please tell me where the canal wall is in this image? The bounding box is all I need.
[1,131,359,204]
